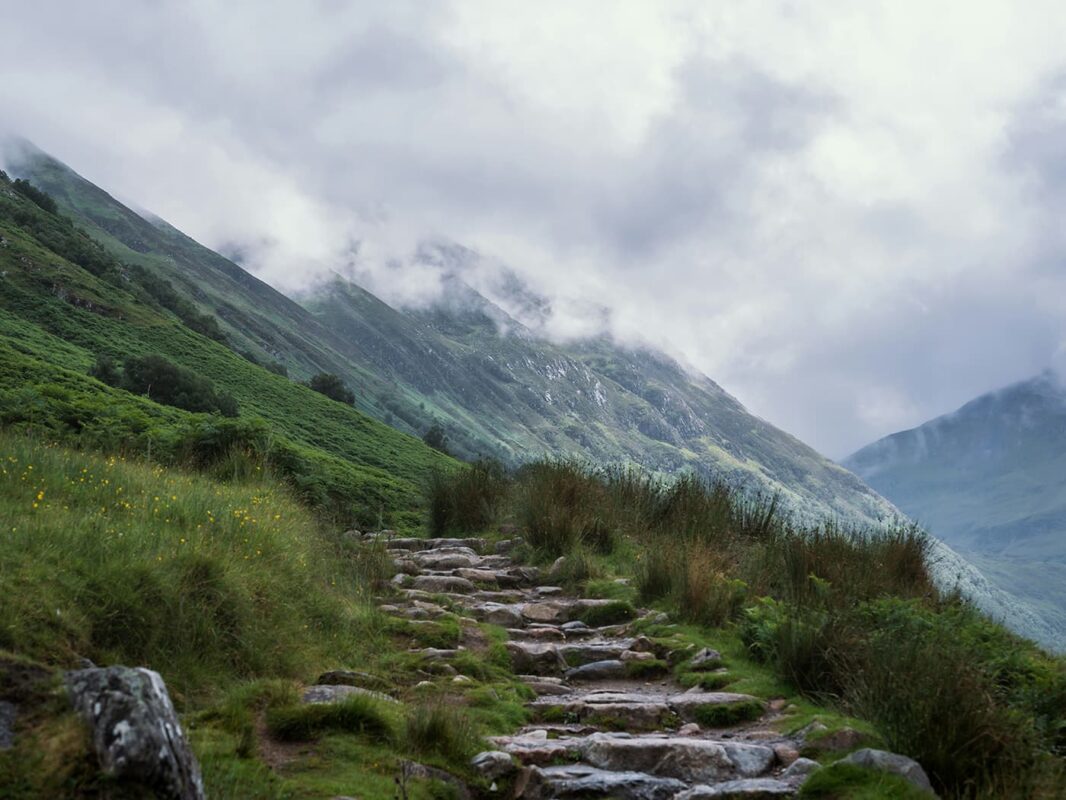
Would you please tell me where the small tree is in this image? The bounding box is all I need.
[121,354,237,416]
[88,354,121,387]
[423,423,450,455]
[12,178,58,214]
[307,372,355,405]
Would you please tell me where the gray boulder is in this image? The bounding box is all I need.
[689,647,724,670]
[841,748,935,794]
[471,749,516,779]
[65,666,205,800]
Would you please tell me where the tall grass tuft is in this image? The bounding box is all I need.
[402,701,483,764]
[427,459,509,535]
[513,461,617,556]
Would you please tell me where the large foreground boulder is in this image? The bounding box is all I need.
[65,666,205,800]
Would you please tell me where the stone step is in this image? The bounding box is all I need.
[528,690,763,729]
[383,537,489,552]
[516,763,687,800]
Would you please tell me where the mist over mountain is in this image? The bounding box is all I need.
[847,371,1066,650]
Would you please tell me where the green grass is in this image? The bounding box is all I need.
[799,762,934,799]
[690,699,765,727]
[0,431,381,701]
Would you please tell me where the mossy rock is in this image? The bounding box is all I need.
[799,762,933,799]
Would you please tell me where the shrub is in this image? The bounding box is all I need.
[121,353,235,416]
[87,353,121,387]
[513,461,616,557]
[427,459,509,535]
[306,372,355,405]
[402,702,482,763]
[12,178,58,214]
[423,423,450,454]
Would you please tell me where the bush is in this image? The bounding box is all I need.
[121,354,237,416]
[87,354,121,387]
[307,372,355,405]
[427,459,509,535]
[513,461,616,557]
[423,423,450,454]
[12,178,58,214]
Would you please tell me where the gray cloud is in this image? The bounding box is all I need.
[3,1,1066,457]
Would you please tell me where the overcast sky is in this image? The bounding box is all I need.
[4,1,1066,457]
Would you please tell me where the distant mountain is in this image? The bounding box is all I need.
[846,372,1066,650]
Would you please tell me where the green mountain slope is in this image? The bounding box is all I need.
[0,164,453,527]
[845,372,1066,649]
[7,140,895,527]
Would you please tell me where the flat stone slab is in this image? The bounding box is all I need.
[410,575,476,594]
[565,659,626,681]
[522,602,573,623]
[675,778,796,798]
[582,734,775,782]
[302,685,398,705]
[470,602,524,626]
[667,692,762,720]
[560,641,636,666]
[507,642,567,675]
[385,537,488,552]
[522,763,687,800]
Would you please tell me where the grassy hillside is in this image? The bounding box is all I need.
[845,372,1066,650]
[0,165,454,527]
[7,141,897,528]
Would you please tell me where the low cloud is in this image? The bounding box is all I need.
[3,1,1066,457]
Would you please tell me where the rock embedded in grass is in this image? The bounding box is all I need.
[841,748,935,793]
[689,647,724,671]
[65,666,205,800]
[301,684,398,705]
[471,749,517,780]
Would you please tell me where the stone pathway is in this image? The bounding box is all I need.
[360,534,820,799]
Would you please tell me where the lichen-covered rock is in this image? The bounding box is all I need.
[65,666,204,800]
[841,748,935,794]
[689,647,724,670]
[471,749,517,779]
